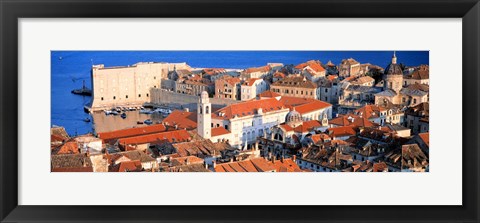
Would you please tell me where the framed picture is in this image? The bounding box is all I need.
[1,0,479,222]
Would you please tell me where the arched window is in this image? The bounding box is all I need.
[205,106,210,114]
[199,106,203,114]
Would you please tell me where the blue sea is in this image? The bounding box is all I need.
[51,51,429,136]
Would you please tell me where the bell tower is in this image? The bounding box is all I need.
[197,91,211,139]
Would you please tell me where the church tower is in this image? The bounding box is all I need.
[197,91,211,139]
[383,51,403,93]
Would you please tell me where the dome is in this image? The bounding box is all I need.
[286,109,302,124]
[384,51,403,76]
[384,63,403,76]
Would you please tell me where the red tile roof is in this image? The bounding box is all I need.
[98,124,167,143]
[418,132,429,147]
[273,72,286,78]
[245,65,271,74]
[294,120,323,133]
[293,100,332,115]
[295,60,325,73]
[163,110,197,130]
[279,96,332,115]
[354,105,386,119]
[272,158,302,172]
[203,68,226,75]
[328,126,357,138]
[311,133,331,143]
[215,157,276,172]
[326,75,338,81]
[244,78,261,86]
[258,90,281,98]
[118,129,191,145]
[373,162,388,172]
[329,115,376,128]
[211,127,230,137]
[214,98,286,119]
[54,141,79,155]
[109,160,143,172]
[170,156,204,166]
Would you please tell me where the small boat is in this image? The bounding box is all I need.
[144,119,153,125]
[121,113,127,119]
[59,56,62,60]
[71,80,92,96]
[110,111,119,115]
[83,117,91,122]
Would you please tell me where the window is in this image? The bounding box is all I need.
[146,93,149,97]
[126,95,128,99]
[101,97,104,101]
[154,76,156,79]
[205,106,210,114]
[325,88,328,93]
[138,94,141,97]
[113,96,116,100]
[413,99,417,104]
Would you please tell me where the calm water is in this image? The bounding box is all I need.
[51,51,429,136]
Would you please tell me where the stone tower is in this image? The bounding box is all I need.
[383,51,403,93]
[197,91,211,139]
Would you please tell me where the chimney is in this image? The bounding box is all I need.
[212,160,216,168]
[292,155,296,162]
[204,161,208,169]
[254,141,259,151]
[281,156,284,163]
[272,156,276,163]
[229,158,233,163]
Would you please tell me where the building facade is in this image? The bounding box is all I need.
[91,62,190,111]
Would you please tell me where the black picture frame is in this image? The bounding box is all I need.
[1,0,479,222]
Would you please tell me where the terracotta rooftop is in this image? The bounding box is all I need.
[244,78,262,86]
[245,65,271,74]
[329,115,376,128]
[109,160,143,172]
[170,156,205,166]
[163,110,197,130]
[118,129,191,145]
[328,126,357,138]
[258,90,281,98]
[273,72,286,78]
[98,124,167,143]
[53,141,80,155]
[211,127,231,137]
[311,133,331,144]
[295,60,326,73]
[294,120,323,133]
[203,68,226,75]
[214,98,286,120]
[272,158,302,172]
[215,157,276,172]
[418,132,429,147]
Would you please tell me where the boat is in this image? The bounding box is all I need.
[144,119,153,125]
[71,80,92,96]
[121,113,127,119]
